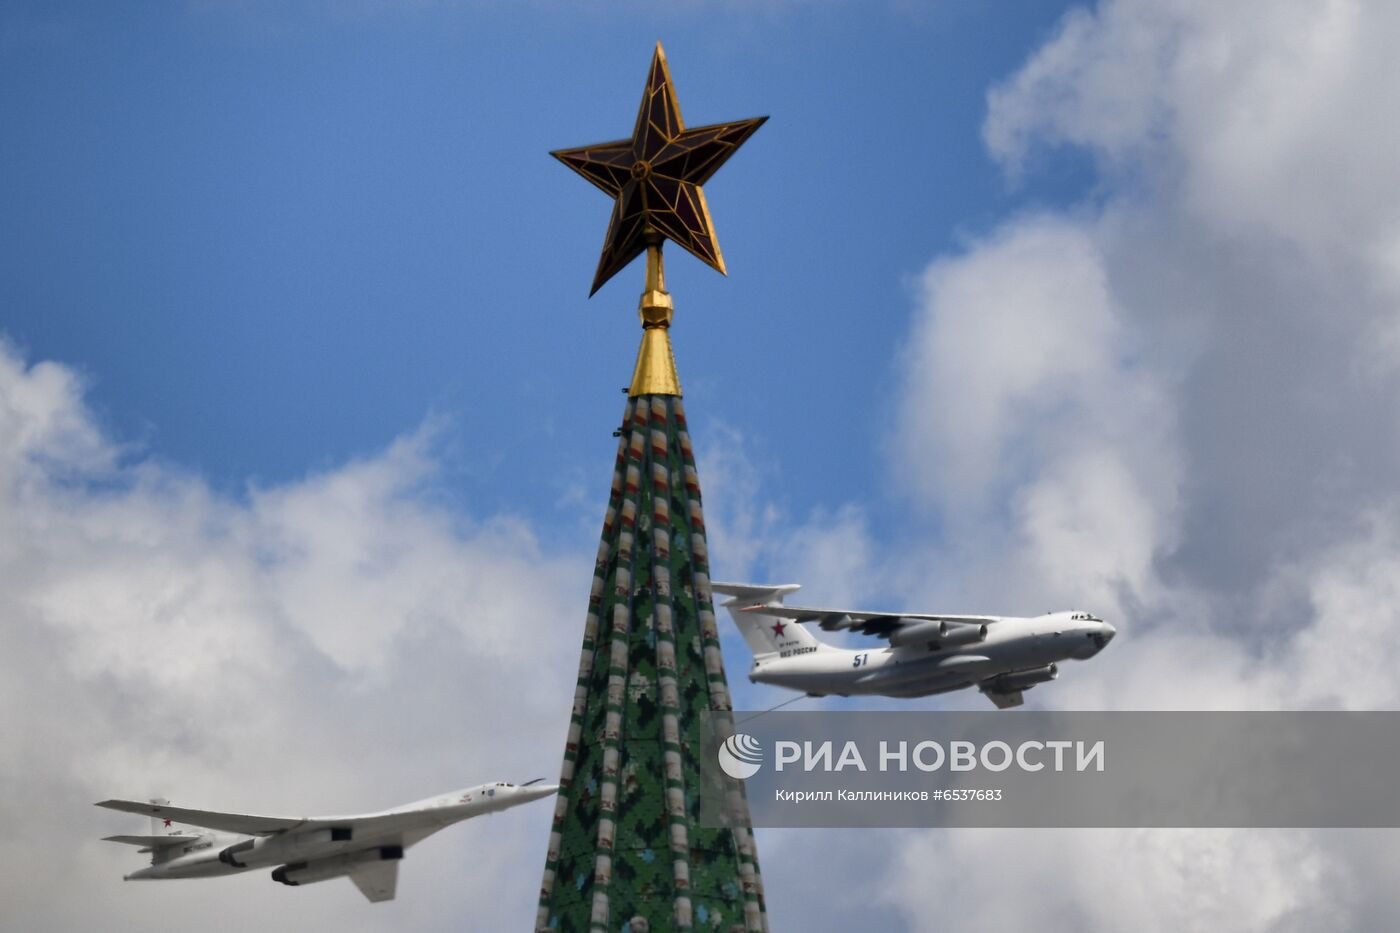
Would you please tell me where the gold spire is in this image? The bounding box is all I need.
[628,236,681,396]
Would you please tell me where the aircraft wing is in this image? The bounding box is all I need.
[97,798,454,838]
[95,799,313,836]
[348,860,399,903]
[740,604,1000,637]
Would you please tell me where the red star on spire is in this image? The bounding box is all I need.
[551,42,767,296]
[771,620,786,637]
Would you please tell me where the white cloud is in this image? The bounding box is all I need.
[0,340,584,931]
[985,0,1400,267]
[1013,446,1164,613]
[892,213,1180,624]
[901,216,1177,492]
[1284,507,1400,708]
[900,0,1400,644]
[873,1,1400,929]
[699,419,884,611]
[884,827,1353,933]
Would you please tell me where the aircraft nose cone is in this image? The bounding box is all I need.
[523,783,560,801]
[1094,623,1116,650]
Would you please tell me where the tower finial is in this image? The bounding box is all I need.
[628,234,680,396]
[550,43,766,397]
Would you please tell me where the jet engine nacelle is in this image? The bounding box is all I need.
[219,827,354,868]
[272,846,403,887]
[988,663,1058,692]
[887,620,987,648]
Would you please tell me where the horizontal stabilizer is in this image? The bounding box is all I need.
[101,833,203,849]
[709,582,802,606]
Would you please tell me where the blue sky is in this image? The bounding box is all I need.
[8,1,1400,931]
[2,0,1083,528]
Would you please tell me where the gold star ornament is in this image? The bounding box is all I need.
[552,42,767,297]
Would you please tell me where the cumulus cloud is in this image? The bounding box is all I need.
[872,1,1400,930]
[699,419,883,613]
[983,0,1400,263]
[895,216,1179,618]
[976,1,1400,604]
[0,339,585,931]
[884,827,1353,933]
[898,0,1400,661]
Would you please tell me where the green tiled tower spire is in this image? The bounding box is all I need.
[539,45,768,930]
[534,385,767,932]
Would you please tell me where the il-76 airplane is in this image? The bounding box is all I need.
[712,583,1116,708]
[97,779,556,902]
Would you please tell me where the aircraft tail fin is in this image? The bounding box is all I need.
[98,797,197,867]
[141,797,190,865]
[147,798,173,839]
[711,582,828,658]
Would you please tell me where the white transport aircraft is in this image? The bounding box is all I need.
[97,779,557,902]
[712,583,1116,709]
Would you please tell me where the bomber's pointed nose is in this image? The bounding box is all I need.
[1094,622,1117,650]
[522,783,559,802]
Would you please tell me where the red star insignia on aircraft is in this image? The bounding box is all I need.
[163,819,172,827]
[771,620,786,637]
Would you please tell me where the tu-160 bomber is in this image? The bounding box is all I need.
[97,779,557,902]
[713,582,1116,708]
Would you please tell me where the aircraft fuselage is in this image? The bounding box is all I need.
[123,783,541,881]
[750,611,1114,699]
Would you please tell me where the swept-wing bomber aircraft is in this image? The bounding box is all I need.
[97,779,556,902]
[713,582,1116,708]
